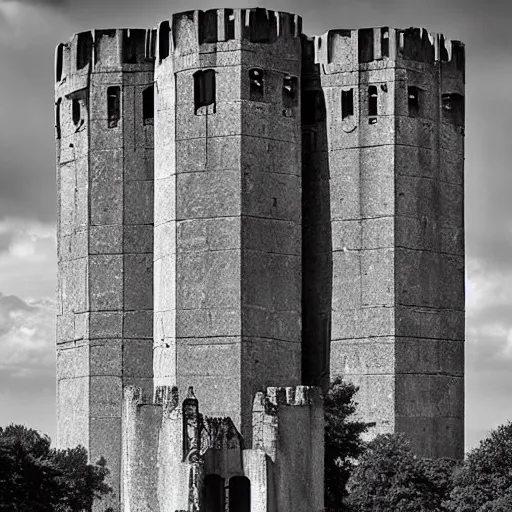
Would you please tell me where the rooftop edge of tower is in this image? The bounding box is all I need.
[157,8,302,63]
[308,27,464,76]
[55,28,156,93]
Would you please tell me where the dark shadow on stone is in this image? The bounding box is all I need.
[301,37,332,393]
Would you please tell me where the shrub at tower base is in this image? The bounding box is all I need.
[0,424,112,511]
[345,434,459,511]
[344,422,512,511]
[324,377,373,511]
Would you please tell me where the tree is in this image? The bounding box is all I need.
[346,433,460,512]
[0,424,112,511]
[446,422,512,512]
[324,377,372,511]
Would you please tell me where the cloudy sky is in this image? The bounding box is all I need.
[0,0,510,450]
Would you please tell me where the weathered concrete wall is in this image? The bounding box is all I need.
[312,27,465,458]
[55,28,155,510]
[252,386,324,512]
[153,9,303,443]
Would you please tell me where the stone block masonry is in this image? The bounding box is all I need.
[55,10,465,511]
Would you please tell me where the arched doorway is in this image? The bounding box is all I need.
[205,474,224,512]
[229,476,250,512]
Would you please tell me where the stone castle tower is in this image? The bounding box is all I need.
[55,8,465,511]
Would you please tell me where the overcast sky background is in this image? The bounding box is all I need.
[0,0,510,451]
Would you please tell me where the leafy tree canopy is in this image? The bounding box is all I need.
[0,424,112,512]
[446,422,512,512]
[346,433,460,512]
[324,376,372,511]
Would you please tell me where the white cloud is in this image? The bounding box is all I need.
[0,217,56,299]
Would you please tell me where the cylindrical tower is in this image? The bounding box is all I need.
[153,8,303,441]
[311,27,465,458]
[55,27,155,507]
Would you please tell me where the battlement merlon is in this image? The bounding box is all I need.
[55,28,156,91]
[313,27,464,77]
[157,8,302,63]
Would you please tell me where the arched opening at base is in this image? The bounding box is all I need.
[205,474,225,512]
[229,476,250,512]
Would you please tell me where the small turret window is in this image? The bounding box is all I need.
[283,75,298,109]
[159,21,170,62]
[342,89,354,119]
[56,44,64,82]
[408,86,420,116]
[55,98,62,139]
[225,9,235,40]
[143,85,154,125]
[76,32,93,70]
[381,28,390,58]
[72,99,81,126]
[442,93,464,125]
[194,70,216,113]
[368,85,378,116]
[107,86,121,128]
[249,68,264,100]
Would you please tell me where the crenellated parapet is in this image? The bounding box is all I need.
[55,28,155,99]
[313,27,464,79]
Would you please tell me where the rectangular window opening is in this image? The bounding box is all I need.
[368,85,378,116]
[107,86,121,128]
[56,44,64,82]
[283,75,298,109]
[76,32,93,70]
[143,85,154,125]
[55,99,62,139]
[342,89,354,119]
[249,68,264,101]
[381,28,390,58]
[72,99,81,126]
[442,93,464,125]
[225,9,235,40]
[194,70,216,114]
[408,86,420,116]
[159,21,170,62]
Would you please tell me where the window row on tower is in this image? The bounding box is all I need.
[55,78,464,139]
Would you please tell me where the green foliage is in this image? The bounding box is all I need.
[324,377,372,511]
[445,422,512,512]
[346,433,460,512]
[0,424,112,511]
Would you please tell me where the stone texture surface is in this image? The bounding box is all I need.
[56,44,154,512]
[57,16,465,512]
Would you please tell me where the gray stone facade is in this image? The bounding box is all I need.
[55,9,465,511]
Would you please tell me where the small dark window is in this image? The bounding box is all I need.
[194,70,216,113]
[368,85,378,116]
[143,85,154,125]
[302,90,326,125]
[55,98,62,139]
[205,475,225,512]
[72,99,81,126]
[76,32,93,70]
[56,44,64,82]
[342,89,354,119]
[159,21,170,61]
[225,9,235,40]
[408,86,420,116]
[442,93,464,125]
[381,28,390,58]
[283,75,298,109]
[229,476,250,512]
[122,29,146,64]
[107,86,121,128]
[249,68,264,100]
[358,29,374,62]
